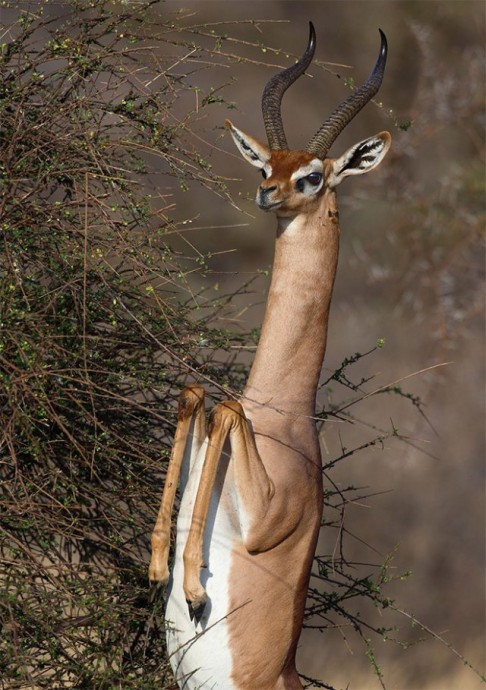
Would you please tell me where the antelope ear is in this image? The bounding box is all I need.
[328,131,391,188]
[225,119,271,169]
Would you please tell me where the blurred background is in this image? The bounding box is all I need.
[165,2,485,688]
[1,1,483,688]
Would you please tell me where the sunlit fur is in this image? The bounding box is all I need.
[258,150,332,216]
[150,107,391,690]
[225,120,391,219]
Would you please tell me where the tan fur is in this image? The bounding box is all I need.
[150,116,390,690]
[149,386,206,585]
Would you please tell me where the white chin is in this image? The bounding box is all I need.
[257,201,282,212]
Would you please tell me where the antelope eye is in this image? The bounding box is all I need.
[261,169,267,179]
[306,172,322,186]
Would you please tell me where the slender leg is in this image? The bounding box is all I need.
[149,386,206,585]
[182,400,274,619]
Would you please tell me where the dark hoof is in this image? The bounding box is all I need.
[187,594,207,624]
[149,580,166,603]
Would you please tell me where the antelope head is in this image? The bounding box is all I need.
[226,23,391,218]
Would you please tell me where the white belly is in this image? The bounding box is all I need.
[165,439,239,689]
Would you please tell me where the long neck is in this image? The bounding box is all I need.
[242,189,340,418]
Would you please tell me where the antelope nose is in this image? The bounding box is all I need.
[260,184,278,196]
[257,183,281,211]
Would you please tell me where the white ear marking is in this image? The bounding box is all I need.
[225,119,271,169]
[328,131,391,188]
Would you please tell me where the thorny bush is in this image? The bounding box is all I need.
[1,3,482,690]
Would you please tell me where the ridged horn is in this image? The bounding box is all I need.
[306,29,388,158]
[262,21,316,150]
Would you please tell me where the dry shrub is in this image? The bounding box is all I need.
[1,3,482,689]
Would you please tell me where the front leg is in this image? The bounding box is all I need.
[183,401,275,619]
[149,386,206,585]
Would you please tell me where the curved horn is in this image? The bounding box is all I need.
[306,29,388,158]
[262,21,316,150]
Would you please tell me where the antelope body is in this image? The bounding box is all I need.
[149,23,391,690]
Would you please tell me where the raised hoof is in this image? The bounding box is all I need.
[187,592,208,624]
[148,580,166,604]
[149,576,168,592]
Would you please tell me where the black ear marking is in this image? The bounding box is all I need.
[239,135,256,156]
[339,139,383,174]
[234,129,262,163]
